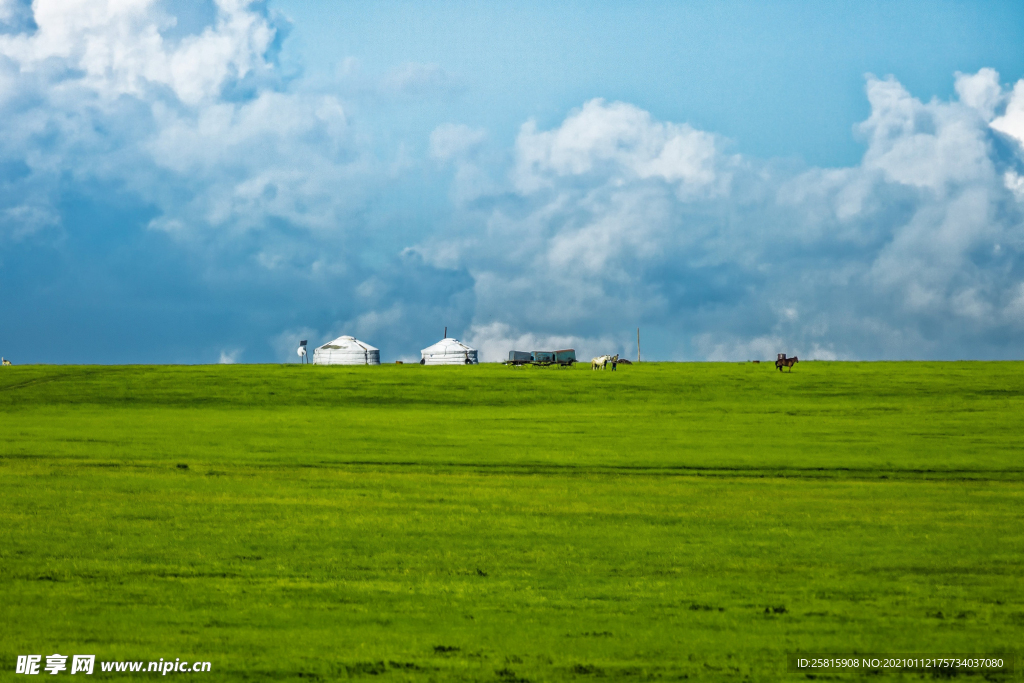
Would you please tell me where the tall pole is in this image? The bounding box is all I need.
[444,326,447,339]
[637,327,640,363]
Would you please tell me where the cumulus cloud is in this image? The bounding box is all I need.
[514,99,726,196]
[1,0,1022,363]
[0,0,371,251]
[143,90,361,235]
[991,80,1024,149]
[858,75,998,191]
[955,68,1004,121]
[380,61,454,96]
[0,0,275,105]
[429,122,495,204]
[430,123,486,162]
[0,0,475,362]
[417,74,1024,360]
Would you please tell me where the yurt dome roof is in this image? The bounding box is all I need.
[420,338,474,354]
[319,335,378,352]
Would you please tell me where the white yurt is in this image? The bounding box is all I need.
[420,338,478,365]
[313,335,380,365]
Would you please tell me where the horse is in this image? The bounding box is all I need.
[775,355,798,372]
[591,354,619,370]
[1,357,10,366]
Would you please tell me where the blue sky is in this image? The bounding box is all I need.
[1,0,1024,363]
[278,0,1024,166]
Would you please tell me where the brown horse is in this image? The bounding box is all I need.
[775,355,798,372]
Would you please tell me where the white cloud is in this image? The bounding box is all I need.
[428,123,497,204]
[380,62,452,95]
[430,123,486,162]
[0,0,375,281]
[858,75,995,191]
[514,99,723,195]
[143,90,359,234]
[1005,171,1024,201]
[414,70,1024,361]
[0,0,275,105]
[991,80,1024,149]
[0,202,61,241]
[0,0,29,26]
[955,68,1003,121]
[218,348,241,363]
[1,0,1022,364]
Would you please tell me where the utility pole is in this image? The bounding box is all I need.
[444,326,447,339]
[637,327,641,363]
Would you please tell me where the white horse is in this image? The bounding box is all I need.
[591,354,618,370]
[1,357,10,366]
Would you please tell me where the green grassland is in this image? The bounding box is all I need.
[1,361,1022,681]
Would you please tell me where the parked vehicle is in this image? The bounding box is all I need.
[553,349,577,365]
[505,349,577,367]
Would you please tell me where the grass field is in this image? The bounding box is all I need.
[2,361,1023,681]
